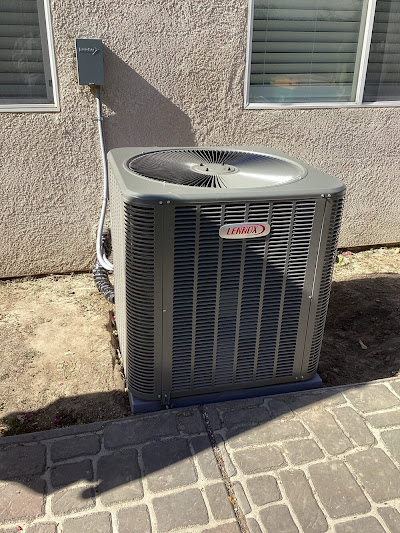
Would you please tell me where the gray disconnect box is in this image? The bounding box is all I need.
[75,38,104,86]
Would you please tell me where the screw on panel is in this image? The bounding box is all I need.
[327,194,332,198]
[167,200,171,204]
[159,201,163,204]
[321,194,325,198]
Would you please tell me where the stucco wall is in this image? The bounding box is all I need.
[1,0,399,278]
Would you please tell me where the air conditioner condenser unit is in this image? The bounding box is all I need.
[108,147,345,412]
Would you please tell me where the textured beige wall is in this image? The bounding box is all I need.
[1,0,399,278]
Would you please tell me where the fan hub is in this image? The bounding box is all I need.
[192,163,238,175]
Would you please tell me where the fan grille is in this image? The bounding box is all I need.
[127,149,305,188]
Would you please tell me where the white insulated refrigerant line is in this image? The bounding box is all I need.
[95,86,114,272]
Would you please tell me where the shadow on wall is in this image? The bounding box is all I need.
[102,47,196,149]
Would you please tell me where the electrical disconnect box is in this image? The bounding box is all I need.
[75,38,104,86]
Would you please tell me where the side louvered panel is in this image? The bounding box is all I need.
[235,203,270,383]
[125,204,156,395]
[214,205,246,386]
[308,197,344,373]
[171,207,197,393]
[256,203,294,380]
[193,206,222,389]
[275,201,316,377]
[109,170,127,369]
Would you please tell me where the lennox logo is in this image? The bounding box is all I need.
[219,222,270,240]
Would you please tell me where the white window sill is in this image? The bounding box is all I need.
[0,104,60,113]
[245,101,400,110]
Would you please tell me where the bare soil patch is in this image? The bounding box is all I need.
[0,274,129,436]
[0,247,399,436]
[319,247,400,386]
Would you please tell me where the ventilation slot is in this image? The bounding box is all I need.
[214,205,246,386]
[275,201,316,377]
[308,197,345,374]
[256,203,294,380]
[125,204,156,394]
[235,203,270,383]
[172,207,197,393]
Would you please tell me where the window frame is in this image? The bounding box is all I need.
[244,0,400,109]
[0,0,60,113]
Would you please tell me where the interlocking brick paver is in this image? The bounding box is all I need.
[280,390,346,412]
[259,504,298,533]
[390,379,400,396]
[142,438,197,492]
[117,505,151,533]
[153,488,209,532]
[205,482,235,520]
[333,406,375,446]
[97,448,143,505]
[176,407,206,434]
[246,475,281,506]
[232,481,251,514]
[0,480,46,522]
[0,443,46,479]
[378,506,400,533]
[247,518,263,533]
[347,448,400,502]
[308,461,370,518]
[63,511,112,533]
[344,385,399,412]
[299,409,352,455]
[227,419,307,448]
[381,428,400,463]
[26,523,58,533]
[104,411,178,448]
[265,398,295,419]
[51,486,95,515]
[203,523,240,533]
[191,435,220,479]
[215,434,236,477]
[222,406,271,427]
[366,410,400,428]
[50,458,93,488]
[284,439,324,465]
[217,397,264,413]
[205,405,223,430]
[335,516,386,533]
[280,470,328,533]
[233,445,285,474]
[2,380,400,533]
[51,434,101,462]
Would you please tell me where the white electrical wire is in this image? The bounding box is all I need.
[95,86,114,272]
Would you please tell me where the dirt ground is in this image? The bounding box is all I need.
[0,275,130,437]
[0,247,399,436]
[319,247,400,386]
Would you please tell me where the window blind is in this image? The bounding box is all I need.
[364,0,400,102]
[249,0,367,103]
[0,0,54,104]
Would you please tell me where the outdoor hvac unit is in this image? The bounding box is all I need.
[108,147,345,412]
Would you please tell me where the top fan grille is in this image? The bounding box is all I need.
[127,149,305,188]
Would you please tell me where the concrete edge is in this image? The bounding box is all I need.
[1,375,398,446]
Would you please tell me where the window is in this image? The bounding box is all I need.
[0,0,59,112]
[246,0,400,107]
